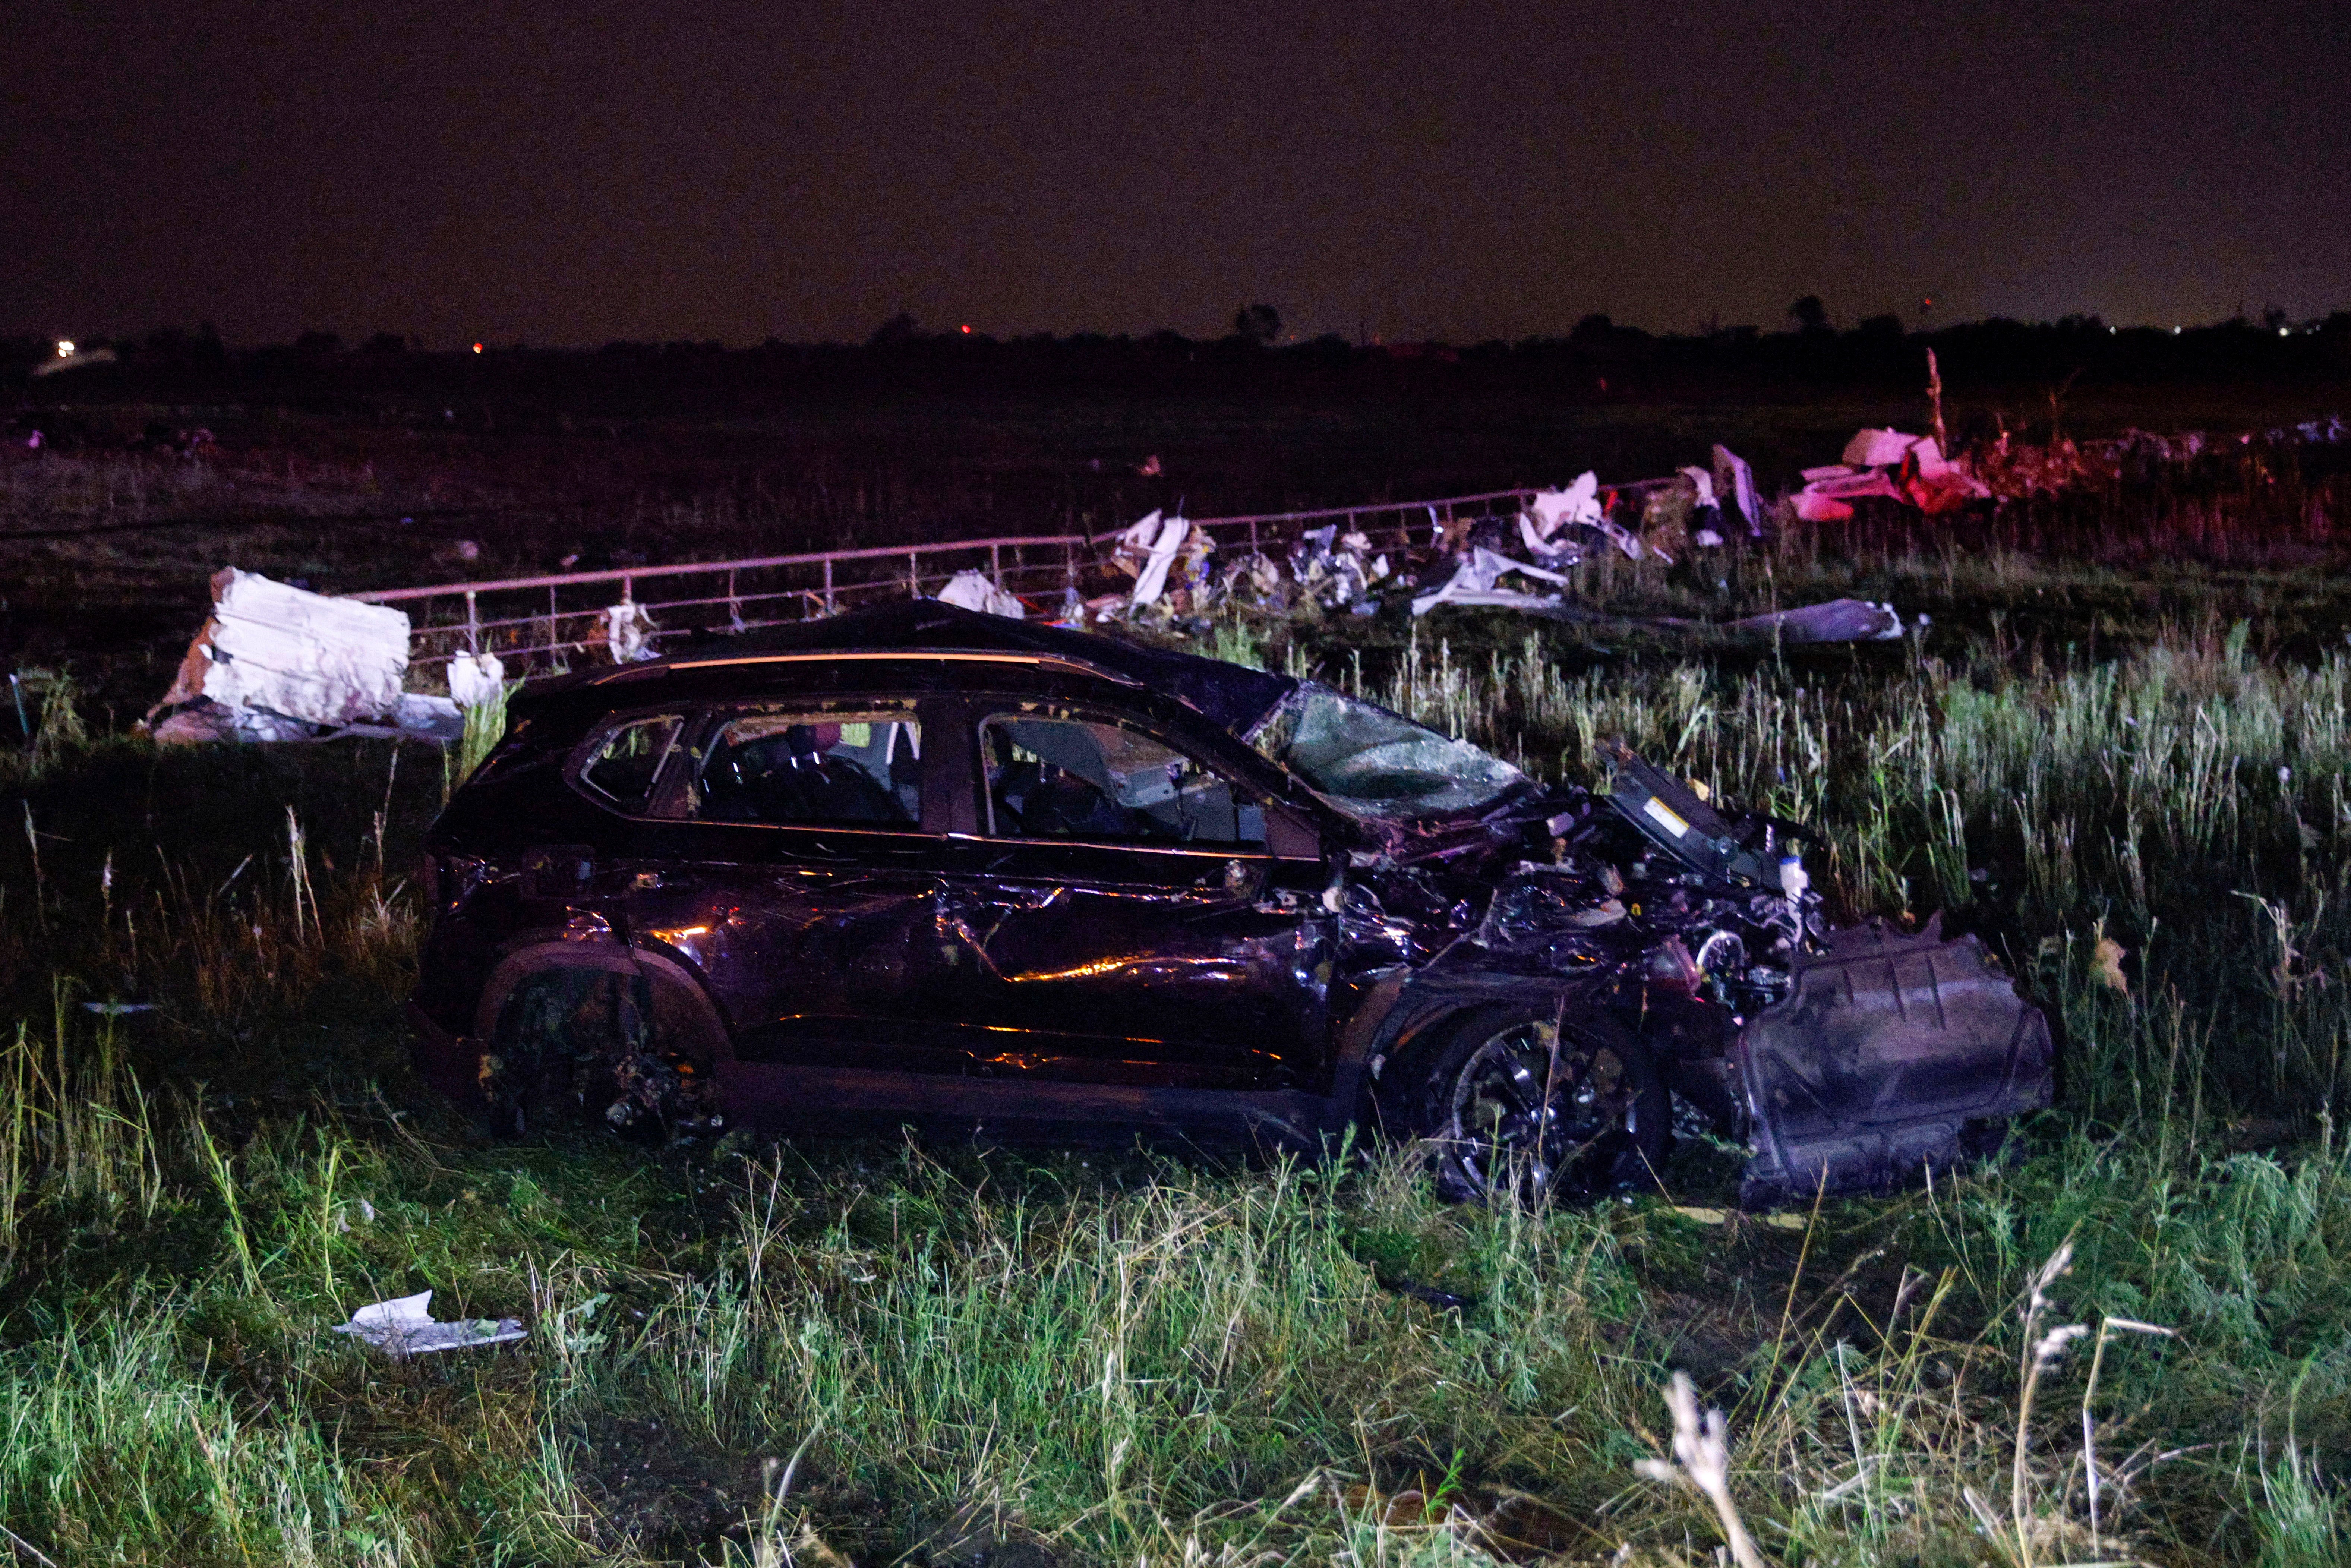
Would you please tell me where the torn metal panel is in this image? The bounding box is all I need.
[1737,916,2052,1205]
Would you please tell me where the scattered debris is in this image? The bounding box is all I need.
[1419,581,1906,644]
[1412,546,1572,616]
[1704,598,1905,642]
[603,600,660,662]
[446,651,507,707]
[332,1290,526,1357]
[1124,511,1192,608]
[1289,524,1389,609]
[144,569,458,743]
[1795,429,1990,521]
[1524,472,1652,561]
[1714,444,1761,535]
[936,569,1026,619]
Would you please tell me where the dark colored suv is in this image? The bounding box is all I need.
[411,601,2049,1204]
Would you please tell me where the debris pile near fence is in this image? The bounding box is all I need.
[342,488,1565,679]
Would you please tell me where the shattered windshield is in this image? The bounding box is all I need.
[1249,682,1527,821]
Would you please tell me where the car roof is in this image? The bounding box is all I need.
[535,599,1301,738]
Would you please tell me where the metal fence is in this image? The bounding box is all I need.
[345,485,1603,678]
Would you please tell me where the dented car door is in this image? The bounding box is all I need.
[622,698,965,1072]
[930,703,1332,1089]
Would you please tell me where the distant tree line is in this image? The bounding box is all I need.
[7,305,2349,410]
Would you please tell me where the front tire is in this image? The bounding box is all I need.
[1388,1006,1669,1203]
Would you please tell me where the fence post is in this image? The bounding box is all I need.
[464,590,479,656]
[907,550,918,598]
[728,568,742,631]
[823,556,836,616]
[546,587,556,665]
[990,542,1002,587]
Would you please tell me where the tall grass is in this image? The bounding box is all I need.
[4,581,2351,1558]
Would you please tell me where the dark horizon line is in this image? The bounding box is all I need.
[17,307,2351,360]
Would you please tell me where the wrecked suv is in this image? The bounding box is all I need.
[410,602,2050,1205]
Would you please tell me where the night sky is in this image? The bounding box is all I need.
[12,1,2347,348]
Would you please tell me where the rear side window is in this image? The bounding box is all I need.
[577,713,684,810]
[979,713,1264,846]
[692,707,921,826]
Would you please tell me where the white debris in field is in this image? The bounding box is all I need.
[603,600,659,661]
[1127,514,1191,607]
[196,569,410,725]
[1516,512,1584,566]
[333,1290,526,1358]
[937,569,1026,618]
[1526,473,1603,540]
[1714,445,1761,534]
[1523,473,1654,562]
[1413,546,1572,616]
[145,569,449,744]
[446,650,507,707]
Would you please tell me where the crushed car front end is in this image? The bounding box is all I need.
[1252,682,2053,1203]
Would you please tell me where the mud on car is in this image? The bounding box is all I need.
[410,601,2051,1205]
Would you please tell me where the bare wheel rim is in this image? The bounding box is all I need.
[1439,1021,1635,1198]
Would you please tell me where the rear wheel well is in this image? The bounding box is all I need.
[479,958,724,1140]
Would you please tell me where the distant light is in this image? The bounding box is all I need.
[2109,326,2117,334]
[959,324,972,334]
[2172,326,2181,335]
[471,342,484,354]
[54,340,73,358]
[2280,327,2291,337]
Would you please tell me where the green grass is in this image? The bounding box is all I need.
[6,432,2351,1562]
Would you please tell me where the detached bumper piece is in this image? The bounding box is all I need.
[1736,916,2051,1207]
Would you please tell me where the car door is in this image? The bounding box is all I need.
[612,696,967,1073]
[930,701,1332,1089]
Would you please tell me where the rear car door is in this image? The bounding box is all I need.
[612,696,966,1072]
[931,701,1331,1089]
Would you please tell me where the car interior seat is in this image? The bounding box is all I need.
[703,723,910,824]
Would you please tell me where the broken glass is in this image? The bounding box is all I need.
[1249,683,1525,821]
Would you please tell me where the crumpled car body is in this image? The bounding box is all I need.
[409,601,2050,1205]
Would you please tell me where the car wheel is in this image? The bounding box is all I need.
[1392,1007,1669,1203]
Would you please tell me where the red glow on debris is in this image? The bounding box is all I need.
[471,342,483,353]
[960,324,972,334]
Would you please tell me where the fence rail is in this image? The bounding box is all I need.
[345,481,1678,676]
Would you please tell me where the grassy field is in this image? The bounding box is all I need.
[3,414,2351,1565]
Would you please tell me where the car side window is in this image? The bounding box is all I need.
[577,713,685,810]
[978,713,1265,846]
[690,707,922,826]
